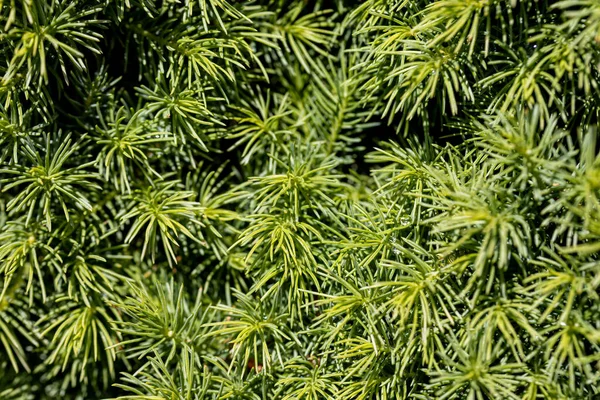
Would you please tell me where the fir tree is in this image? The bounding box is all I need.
[0,0,599,399]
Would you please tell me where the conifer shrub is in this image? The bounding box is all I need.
[1,0,599,399]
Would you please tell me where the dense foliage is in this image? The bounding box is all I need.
[1,0,599,398]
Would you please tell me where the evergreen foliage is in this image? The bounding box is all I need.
[0,0,599,398]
